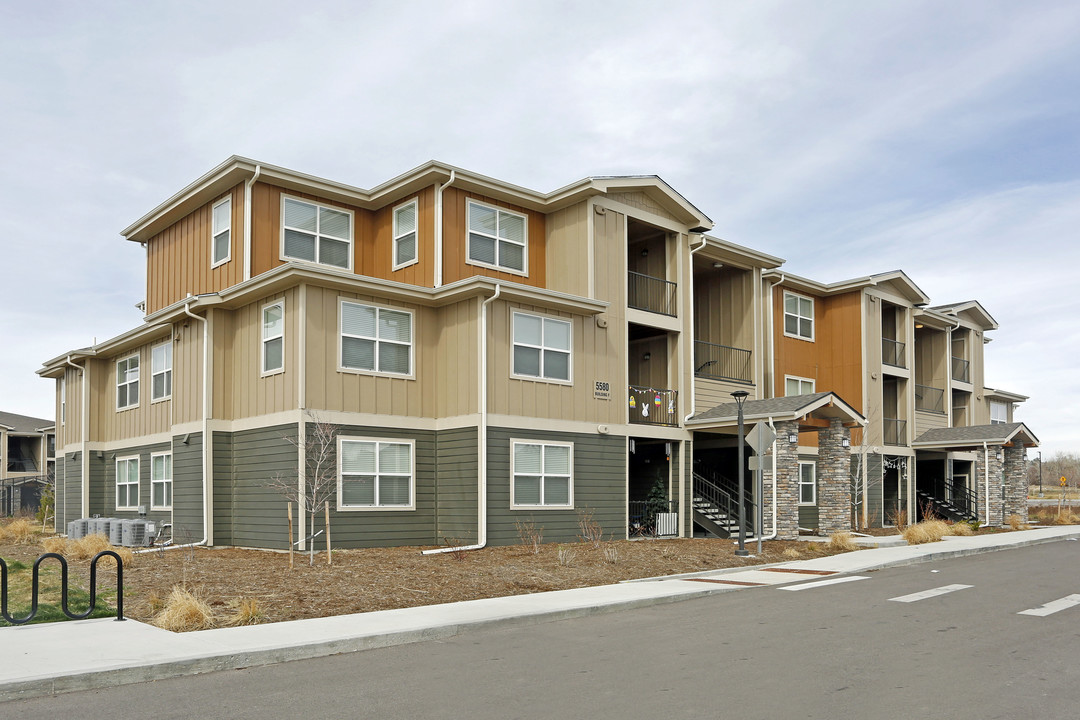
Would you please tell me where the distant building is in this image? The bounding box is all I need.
[0,411,55,515]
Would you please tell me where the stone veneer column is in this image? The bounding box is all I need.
[974,448,1005,526]
[817,419,852,534]
[1002,445,1028,523]
[766,420,800,540]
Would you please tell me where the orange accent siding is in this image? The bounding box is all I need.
[441,187,546,287]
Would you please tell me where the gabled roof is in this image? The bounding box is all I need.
[928,300,999,331]
[761,269,930,305]
[0,411,53,434]
[913,422,1039,449]
[693,235,784,271]
[688,391,865,428]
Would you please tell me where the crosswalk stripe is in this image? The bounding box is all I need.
[888,584,973,603]
[1018,594,1080,617]
[778,576,869,591]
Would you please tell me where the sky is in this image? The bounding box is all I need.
[0,0,1077,455]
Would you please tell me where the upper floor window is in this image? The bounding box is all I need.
[338,437,414,509]
[512,311,571,382]
[467,200,526,274]
[116,456,139,510]
[282,197,352,269]
[785,376,815,396]
[116,354,139,410]
[784,291,814,341]
[990,401,1008,425]
[799,461,816,505]
[152,341,172,401]
[511,440,573,508]
[262,301,285,375]
[151,452,172,510]
[393,199,418,269]
[340,300,413,376]
[212,197,231,267]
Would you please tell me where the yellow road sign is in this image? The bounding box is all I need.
[1061,476,1068,487]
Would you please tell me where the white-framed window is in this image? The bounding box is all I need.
[337,437,415,510]
[151,341,172,402]
[60,375,65,425]
[116,456,139,510]
[393,199,418,270]
[784,291,814,341]
[990,401,1009,425]
[151,452,172,510]
[798,461,816,505]
[512,311,571,383]
[212,196,231,267]
[262,300,285,375]
[116,354,140,410]
[339,300,413,376]
[511,440,573,509]
[281,196,353,269]
[785,375,816,396]
[467,200,527,274]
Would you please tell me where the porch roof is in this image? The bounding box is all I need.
[687,391,865,430]
[912,422,1039,449]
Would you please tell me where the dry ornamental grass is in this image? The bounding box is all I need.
[828,532,859,552]
[152,587,216,632]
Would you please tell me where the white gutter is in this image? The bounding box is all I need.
[183,297,211,547]
[63,355,86,525]
[243,164,262,282]
[759,417,779,541]
[434,170,456,289]
[683,237,709,423]
[766,274,785,399]
[424,283,500,555]
[983,441,990,524]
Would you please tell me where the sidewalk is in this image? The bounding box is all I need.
[3,526,1078,702]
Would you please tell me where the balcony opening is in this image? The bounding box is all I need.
[881,302,905,368]
[692,259,753,383]
[627,218,675,316]
[628,323,677,426]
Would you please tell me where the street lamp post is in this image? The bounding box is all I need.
[732,390,750,557]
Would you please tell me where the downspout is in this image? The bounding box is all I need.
[766,274,785,399]
[434,170,456,289]
[683,237,709,423]
[183,297,211,547]
[424,283,500,555]
[63,356,85,526]
[760,416,779,541]
[983,441,990,525]
[243,165,262,282]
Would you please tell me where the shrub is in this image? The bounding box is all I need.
[96,546,135,568]
[902,519,949,545]
[781,547,802,559]
[1007,514,1030,531]
[2,519,36,544]
[556,544,577,567]
[42,536,68,555]
[828,532,858,552]
[225,597,265,626]
[515,519,543,554]
[946,522,974,536]
[152,587,216,632]
[68,534,111,560]
[602,545,620,564]
[577,508,604,548]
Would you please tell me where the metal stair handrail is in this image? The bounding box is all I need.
[693,472,754,531]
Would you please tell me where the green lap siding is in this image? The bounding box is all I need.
[61,454,81,529]
[212,431,235,545]
[435,426,479,545]
[172,433,204,542]
[225,424,298,549]
[799,505,819,530]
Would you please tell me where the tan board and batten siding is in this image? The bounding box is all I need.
[91,337,172,442]
[591,205,628,425]
[544,201,590,297]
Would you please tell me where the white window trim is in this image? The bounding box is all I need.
[151,341,173,403]
[783,291,815,342]
[392,198,419,271]
[116,455,140,511]
[510,439,574,510]
[337,298,416,379]
[785,375,816,396]
[116,353,140,411]
[150,451,173,511]
[280,194,355,271]
[465,199,528,277]
[798,461,816,506]
[211,196,232,268]
[336,436,416,511]
[510,310,573,385]
[990,401,1008,425]
[262,299,285,377]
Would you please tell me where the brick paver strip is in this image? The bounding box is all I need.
[684,578,766,586]
[762,568,837,576]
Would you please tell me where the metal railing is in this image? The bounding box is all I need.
[915,384,945,414]
[883,418,907,446]
[628,271,677,317]
[693,472,755,535]
[628,385,678,426]
[952,356,970,383]
[882,338,906,368]
[920,477,978,520]
[628,500,679,537]
[693,341,752,383]
[0,551,124,625]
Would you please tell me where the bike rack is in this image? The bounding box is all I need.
[0,551,124,625]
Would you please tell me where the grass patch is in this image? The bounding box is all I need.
[0,556,116,626]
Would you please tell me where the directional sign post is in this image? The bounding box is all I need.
[745,423,776,554]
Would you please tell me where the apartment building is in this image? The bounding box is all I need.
[0,410,55,515]
[38,157,1034,548]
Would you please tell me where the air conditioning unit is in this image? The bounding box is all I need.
[122,520,152,547]
[109,520,125,546]
[67,519,89,540]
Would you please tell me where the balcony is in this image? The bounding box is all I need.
[883,418,907,446]
[952,356,970,384]
[915,384,945,414]
[693,341,752,383]
[628,271,677,317]
[628,385,679,427]
[882,338,906,368]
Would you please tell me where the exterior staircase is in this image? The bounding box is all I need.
[693,472,752,539]
[916,480,978,523]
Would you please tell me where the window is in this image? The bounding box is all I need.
[784,291,814,340]
[151,452,172,509]
[338,437,414,509]
[340,300,413,376]
[785,376,816,396]
[467,200,526,273]
[282,196,352,269]
[152,342,172,401]
[511,440,573,508]
[116,354,139,410]
[798,461,816,505]
[393,199,418,269]
[262,301,285,375]
[512,312,571,382]
[60,375,65,425]
[116,456,139,510]
[990,401,1009,425]
[212,197,231,267]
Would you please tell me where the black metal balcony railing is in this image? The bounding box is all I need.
[883,418,907,446]
[882,338,906,368]
[952,356,970,384]
[628,500,679,537]
[628,271,677,317]
[693,341,752,383]
[628,385,678,427]
[915,384,945,414]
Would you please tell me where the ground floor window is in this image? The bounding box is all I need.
[151,452,172,509]
[799,461,816,505]
[511,440,573,508]
[116,456,139,510]
[337,437,414,509]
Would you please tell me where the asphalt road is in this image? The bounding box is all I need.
[10,540,1080,719]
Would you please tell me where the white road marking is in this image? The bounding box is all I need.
[888,584,974,603]
[1018,594,1080,617]
[778,576,870,591]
